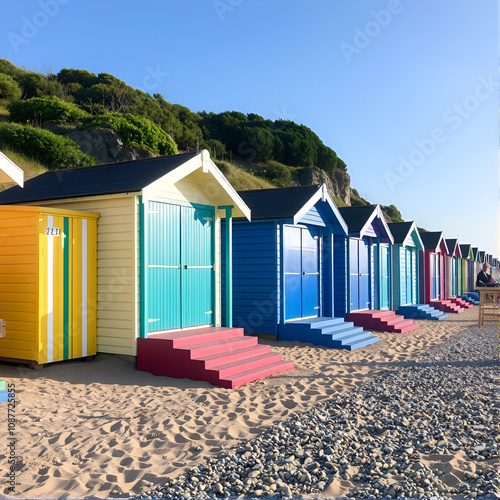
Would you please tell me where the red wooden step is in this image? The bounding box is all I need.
[148,327,244,348]
[346,310,419,334]
[137,328,293,388]
[220,360,295,389]
[448,297,473,309]
[212,352,286,379]
[186,336,258,359]
[200,345,271,369]
[429,300,464,313]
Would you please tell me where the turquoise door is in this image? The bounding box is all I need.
[147,202,181,332]
[146,201,214,333]
[284,226,320,320]
[380,244,390,310]
[181,205,214,328]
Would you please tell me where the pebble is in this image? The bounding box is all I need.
[135,323,498,499]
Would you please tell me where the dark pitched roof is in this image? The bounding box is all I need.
[237,185,321,220]
[0,152,198,204]
[459,244,471,257]
[387,221,413,243]
[419,231,442,250]
[337,205,376,233]
[445,238,458,254]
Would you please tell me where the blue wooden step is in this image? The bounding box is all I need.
[284,317,345,330]
[279,317,379,350]
[458,294,479,305]
[398,304,448,321]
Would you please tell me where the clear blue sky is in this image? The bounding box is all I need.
[1,0,498,256]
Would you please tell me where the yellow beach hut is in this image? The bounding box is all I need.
[0,150,251,358]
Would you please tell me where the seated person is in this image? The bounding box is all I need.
[476,263,498,287]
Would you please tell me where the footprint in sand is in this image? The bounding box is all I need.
[174,434,189,444]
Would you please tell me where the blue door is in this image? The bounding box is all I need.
[147,202,214,333]
[301,228,320,317]
[380,244,390,310]
[284,226,319,320]
[350,238,371,311]
[349,239,359,311]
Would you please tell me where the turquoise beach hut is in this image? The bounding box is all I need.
[387,222,446,321]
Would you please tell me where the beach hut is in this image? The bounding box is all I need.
[445,239,472,310]
[478,250,485,264]
[224,184,378,350]
[418,231,464,313]
[388,222,446,320]
[445,238,461,298]
[457,244,479,304]
[0,151,293,387]
[471,247,480,287]
[337,206,418,333]
[459,244,473,292]
[0,206,98,367]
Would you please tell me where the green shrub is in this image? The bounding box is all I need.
[257,160,292,187]
[0,123,95,169]
[0,74,21,102]
[0,59,22,77]
[87,113,178,155]
[14,72,47,99]
[8,96,90,125]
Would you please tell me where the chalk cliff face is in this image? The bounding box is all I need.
[44,122,155,165]
[299,166,351,205]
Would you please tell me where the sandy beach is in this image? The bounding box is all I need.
[0,306,495,499]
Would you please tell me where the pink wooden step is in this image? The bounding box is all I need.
[200,345,271,369]
[221,360,295,389]
[346,310,419,333]
[137,328,293,388]
[448,297,473,309]
[429,300,464,313]
[148,327,244,347]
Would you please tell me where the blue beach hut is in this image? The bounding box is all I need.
[337,206,419,333]
[224,184,379,350]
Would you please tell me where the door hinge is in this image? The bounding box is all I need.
[205,311,213,315]
[148,318,160,323]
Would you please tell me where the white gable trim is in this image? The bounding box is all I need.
[0,151,24,187]
[293,183,348,235]
[359,205,394,243]
[142,150,250,220]
[402,222,424,251]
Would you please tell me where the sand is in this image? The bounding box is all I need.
[0,307,492,499]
